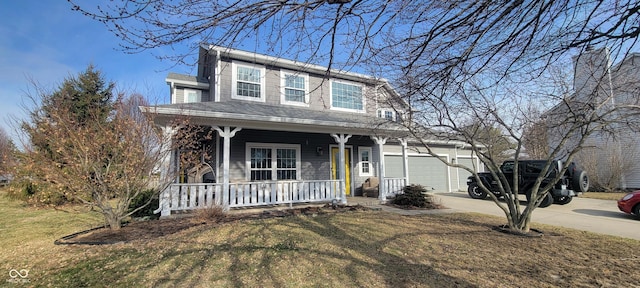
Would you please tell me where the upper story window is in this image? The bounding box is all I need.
[184,89,202,103]
[232,61,266,102]
[280,70,309,106]
[377,109,396,121]
[331,80,364,111]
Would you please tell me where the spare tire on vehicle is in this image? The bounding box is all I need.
[572,170,589,192]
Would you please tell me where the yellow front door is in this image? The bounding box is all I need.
[331,147,351,196]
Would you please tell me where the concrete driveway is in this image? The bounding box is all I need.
[433,192,640,241]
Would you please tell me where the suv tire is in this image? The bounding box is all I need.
[467,183,488,199]
[572,170,589,193]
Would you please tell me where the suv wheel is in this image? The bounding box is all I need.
[526,190,554,208]
[554,196,572,205]
[572,170,589,193]
[539,193,554,208]
[467,183,487,199]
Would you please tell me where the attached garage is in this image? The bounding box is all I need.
[384,154,450,192]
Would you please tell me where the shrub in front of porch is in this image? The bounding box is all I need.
[193,205,227,223]
[391,184,440,209]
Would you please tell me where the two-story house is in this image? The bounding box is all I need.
[144,45,480,217]
[548,47,640,190]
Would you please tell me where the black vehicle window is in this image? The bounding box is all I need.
[501,162,514,173]
[525,163,543,174]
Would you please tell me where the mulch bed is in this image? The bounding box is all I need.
[55,204,371,245]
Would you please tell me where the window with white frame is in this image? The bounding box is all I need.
[183,89,202,103]
[331,81,364,111]
[232,62,266,101]
[247,143,300,181]
[359,147,373,176]
[377,109,396,121]
[281,70,308,105]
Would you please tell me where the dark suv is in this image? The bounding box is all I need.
[466,160,589,207]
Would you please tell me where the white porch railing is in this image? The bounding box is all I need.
[154,180,341,217]
[383,177,407,198]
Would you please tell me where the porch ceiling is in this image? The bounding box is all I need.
[142,101,409,136]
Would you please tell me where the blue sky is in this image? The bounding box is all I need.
[0,1,191,142]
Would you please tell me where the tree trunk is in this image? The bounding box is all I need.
[103,210,122,230]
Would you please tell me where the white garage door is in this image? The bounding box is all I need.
[384,155,449,192]
[457,158,475,191]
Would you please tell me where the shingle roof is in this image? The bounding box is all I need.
[166,73,207,84]
[148,101,407,136]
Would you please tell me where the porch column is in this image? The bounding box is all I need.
[331,133,352,204]
[399,138,409,186]
[213,126,242,209]
[160,125,177,183]
[158,125,177,217]
[371,136,388,203]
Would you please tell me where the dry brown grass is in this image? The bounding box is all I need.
[192,204,227,223]
[582,191,628,201]
[2,189,640,287]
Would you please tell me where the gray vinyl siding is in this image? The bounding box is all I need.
[219,129,374,188]
[174,88,184,104]
[217,60,233,102]
[215,57,383,116]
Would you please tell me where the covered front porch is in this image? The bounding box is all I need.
[144,102,410,217]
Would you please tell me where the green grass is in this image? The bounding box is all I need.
[1,188,640,287]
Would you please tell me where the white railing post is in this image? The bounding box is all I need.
[371,136,388,203]
[399,138,409,186]
[154,187,171,217]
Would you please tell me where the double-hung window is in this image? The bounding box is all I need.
[377,109,396,121]
[247,143,301,181]
[232,61,266,102]
[331,80,364,111]
[359,147,373,176]
[281,70,309,106]
[183,89,201,103]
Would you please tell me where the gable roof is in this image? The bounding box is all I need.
[166,72,209,89]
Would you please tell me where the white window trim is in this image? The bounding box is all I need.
[183,88,202,103]
[245,142,301,181]
[330,79,366,113]
[359,147,373,177]
[376,108,396,121]
[280,69,309,106]
[232,61,266,102]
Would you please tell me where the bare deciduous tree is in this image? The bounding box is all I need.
[17,68,176,230]
[70,0,640,233]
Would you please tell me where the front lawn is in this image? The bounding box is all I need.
[1,188,639,287]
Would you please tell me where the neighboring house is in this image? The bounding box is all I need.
[549,47,640,189]
[143,45,480,217]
